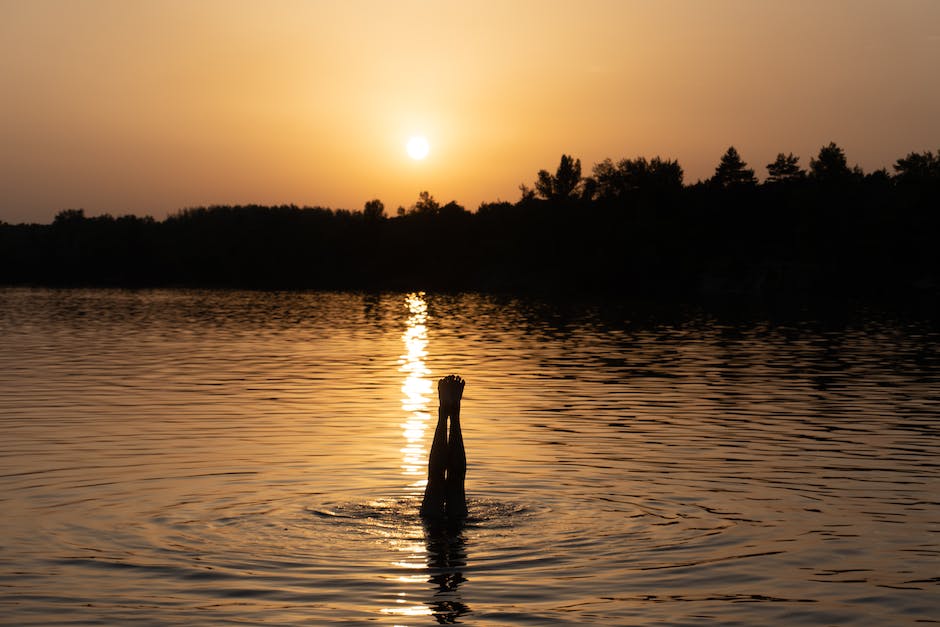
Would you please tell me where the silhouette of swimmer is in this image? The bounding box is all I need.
[421,375,468,521]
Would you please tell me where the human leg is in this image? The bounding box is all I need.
[445,405,468,519]
[420,404,448,519]
[443,376,468,519]
[422,375,468,521]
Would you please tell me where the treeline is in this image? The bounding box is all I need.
[1,143,938,303]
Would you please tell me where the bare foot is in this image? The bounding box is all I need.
[438,374,465,411]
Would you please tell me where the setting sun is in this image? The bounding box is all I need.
[1,3,938,222]
[406,136,430,161]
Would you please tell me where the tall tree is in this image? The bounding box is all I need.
[536,154,582,201]
[592,158,623,199]
[410,191,440,215]
[765,153,805,184]
[710,146,756,188]
[646,157,684,191]
[809,142,852,182]
[363,198,385,220]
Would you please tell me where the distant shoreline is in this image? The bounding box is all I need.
[3,149,938,310]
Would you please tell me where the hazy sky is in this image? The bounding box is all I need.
[2,0,939,224]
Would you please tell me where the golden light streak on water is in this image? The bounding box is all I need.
[383,292,440,622]
[380,598,433,617]
[398,293,432,482]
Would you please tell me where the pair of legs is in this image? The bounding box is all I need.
[420,375,468,521]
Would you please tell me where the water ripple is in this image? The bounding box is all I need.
[0,288,937,624]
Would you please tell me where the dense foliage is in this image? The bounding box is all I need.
[2,144,938,303]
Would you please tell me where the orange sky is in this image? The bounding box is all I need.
[2,0,939,223]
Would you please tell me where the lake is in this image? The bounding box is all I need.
[0,288,937,625]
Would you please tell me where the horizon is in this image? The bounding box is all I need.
[2,0,940,224]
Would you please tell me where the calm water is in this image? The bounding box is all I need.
[0,289,937,625]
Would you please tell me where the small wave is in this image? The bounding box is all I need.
[309,496,537,531]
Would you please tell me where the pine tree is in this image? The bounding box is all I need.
[711,146,756,188]
[809,142,852,182]
[766,153,805,183]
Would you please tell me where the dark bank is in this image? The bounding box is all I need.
[2,145,938,307]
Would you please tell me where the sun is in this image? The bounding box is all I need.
[406,136,430,160]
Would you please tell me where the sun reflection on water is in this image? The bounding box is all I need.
[399,293,432,486]
[385,293,470,624]
[380,293,435,622]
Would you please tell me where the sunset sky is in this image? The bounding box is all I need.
[2,0,939,224]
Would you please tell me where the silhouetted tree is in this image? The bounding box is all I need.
[518,183,536,203]
[535,154,582,201]
[810,142,852,182]
[53,209,86,225]
[592,158,622,199]
[864,168,892,187]
[579,176,597,201]
[478,200,514,215]
[363,198,385,220]
[710,146,756,188]
[894,150,940,184]
[4,141,939,301]
[646,157,684,191]
[765,152,805,184]
[593,156,683,199]
[410,191,440,216]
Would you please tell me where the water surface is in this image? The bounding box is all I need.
[0,289,937,625]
